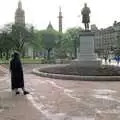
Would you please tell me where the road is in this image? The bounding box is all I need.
[0,63,120,120]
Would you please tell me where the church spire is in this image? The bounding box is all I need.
[18,0,22,9]
[47,21,54,31]
[58,6,63,33]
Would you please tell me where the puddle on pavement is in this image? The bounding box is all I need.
[92,89,117,100]
[96,109,120,114]
[44,114,95,120]
[0,88,10,92]
[39,113,95,120]
[0,105,10,112]
[70,116,94,120]
[93,89,116,95]
[95,109,120,120]
[40,96,46,99]
[64,89,73,93]
[93,94,114,100]
[0,109,4,113]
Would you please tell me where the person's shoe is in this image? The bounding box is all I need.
[23,91,29,95]
[16,91,20,95]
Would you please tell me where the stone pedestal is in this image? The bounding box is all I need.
[72,31,101,67]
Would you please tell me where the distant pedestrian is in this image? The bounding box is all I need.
[117,57,120,65]
[104,56,107,63]
[109,59,111,64]
[115,56,120,65]
[10,52,29,95]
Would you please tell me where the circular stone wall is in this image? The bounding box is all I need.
[33,64,120,81]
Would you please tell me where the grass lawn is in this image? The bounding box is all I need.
[0,58,42,64]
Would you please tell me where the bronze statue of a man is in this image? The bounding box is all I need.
[81,3,91,31]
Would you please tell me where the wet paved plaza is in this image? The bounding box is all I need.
[25,74,120,120]
[0,63,120,120]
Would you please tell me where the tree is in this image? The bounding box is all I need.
[11,24,34,52]
[0,23,14,60]
[54,32,64,58]
[38,30,59,60]
[60,27,82,59]
[0,23,36,59]
[0,32,13,60]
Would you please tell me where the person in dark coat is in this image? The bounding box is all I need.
[10,52,29,95]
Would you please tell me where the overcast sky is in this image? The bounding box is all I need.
[0,0,120,32]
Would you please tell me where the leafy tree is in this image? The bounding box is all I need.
[38,30,59,60]
[60,27,82,59]
[54,32,64,58]
[0,32,13,60]
[0,24,14,60]
[0,23,35,59]
[11,24,34,52]
[32,30,43,51]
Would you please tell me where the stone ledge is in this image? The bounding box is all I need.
[80,31,94,36]
[32,68,120,81]
[71,60,101,67]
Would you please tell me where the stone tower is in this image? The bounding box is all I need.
[58,7,63,32]
[15,0,25,26]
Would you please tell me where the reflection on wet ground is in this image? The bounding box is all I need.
[25,73,120,120]
[1,64,120,120]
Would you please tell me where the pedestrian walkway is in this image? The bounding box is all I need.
[0,64,120,120]
[0,65,47,120]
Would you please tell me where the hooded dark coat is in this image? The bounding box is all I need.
[10,53,24,90]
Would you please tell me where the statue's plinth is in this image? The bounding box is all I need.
[72,31,101,67]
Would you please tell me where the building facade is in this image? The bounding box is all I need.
[15,0,33,57]
[91,22,120,58]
